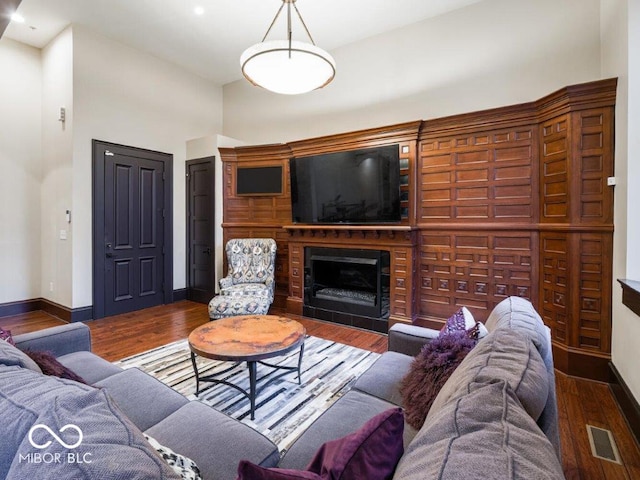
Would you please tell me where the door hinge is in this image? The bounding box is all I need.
[162,209,166,218]
[162,171,166,181]
[105,150,114,157]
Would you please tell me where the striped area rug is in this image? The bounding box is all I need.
[115,336,380,453]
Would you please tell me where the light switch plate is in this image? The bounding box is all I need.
[59,229,67,240]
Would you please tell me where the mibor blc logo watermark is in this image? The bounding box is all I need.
[19,424,93,465]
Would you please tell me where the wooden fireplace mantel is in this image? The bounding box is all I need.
[283,224,414,241]
[221,78,618,382]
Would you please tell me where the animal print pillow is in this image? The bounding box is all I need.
[144,434,202,480]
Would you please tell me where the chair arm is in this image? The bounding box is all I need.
[264,277,275,299]
[219,276,233,290]
[388,323,440,357]
[13,323,92,357]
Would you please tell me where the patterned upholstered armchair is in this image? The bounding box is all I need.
[208,238,277,319]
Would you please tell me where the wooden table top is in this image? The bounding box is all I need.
[188,315,306,362]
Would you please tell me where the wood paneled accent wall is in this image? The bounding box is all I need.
[220,78,617,381]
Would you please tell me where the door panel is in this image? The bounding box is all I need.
[94,142,171,318]
[186,158,215,303]
[105,154,165,315]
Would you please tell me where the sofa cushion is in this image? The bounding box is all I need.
[0,365,180,480]
[393,380,564,480]
[238,408,404,480]
[146,400,279,480]
[400,331,477,430]
[485,297,548,351]
[279,390,400,470]
[352,351,412,405]
[0,337,41,373]
[484,296,560,455]
[24,349,87,384]
[222,283,271,298]
[95,368,188,431]
[144,434,202,480]
[57,351,123,384]
[427,328,549,425]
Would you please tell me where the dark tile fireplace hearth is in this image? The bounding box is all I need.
[303,247,390,333]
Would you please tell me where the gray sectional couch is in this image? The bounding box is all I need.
[278,296,565,479]
[1,296,565,479]
[1,323,279,479]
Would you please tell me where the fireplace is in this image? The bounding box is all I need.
[303,247,390,333]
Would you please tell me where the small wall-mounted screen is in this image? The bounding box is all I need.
[237,166,283,195]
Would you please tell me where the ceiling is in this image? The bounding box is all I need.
[3,0,483,86]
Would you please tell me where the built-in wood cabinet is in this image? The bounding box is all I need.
[220,78,617,381]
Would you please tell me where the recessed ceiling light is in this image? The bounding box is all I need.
[194,6,204,16]
[11,12,25,23]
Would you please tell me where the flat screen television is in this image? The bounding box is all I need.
[290,144,401,224]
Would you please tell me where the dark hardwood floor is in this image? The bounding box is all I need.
[2,301,640,479]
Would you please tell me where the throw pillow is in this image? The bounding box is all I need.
[400,331,477,430]
[439,306,488,340]
[0,327,15,345]
[144,434,202,480]
[236,408,404,480]
[24,350,87,384]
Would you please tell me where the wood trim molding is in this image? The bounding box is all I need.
[173,288,187,301]
[618,279,640,317]
[0,298,92,323]
[40,299,93,323]
[219,144,292,163]
[0,298,41,318]
[535,77,618,122]
[288,121,422,157]
[609,362,640,447]
[419,78,618,140]
[552,342,613,383]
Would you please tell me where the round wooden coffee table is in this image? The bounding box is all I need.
[188,315,306,419]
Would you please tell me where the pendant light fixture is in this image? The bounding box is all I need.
[240,0,336,95]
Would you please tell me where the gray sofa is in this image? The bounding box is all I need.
[278,296,565,479]
[1,323,279,479]
[1,296,565,479]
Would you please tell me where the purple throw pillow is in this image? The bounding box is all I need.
[400,331,477,430]
[237,408,404,480]
[0,327,15,345]
[24,350,88,384]
[439,306,488,340]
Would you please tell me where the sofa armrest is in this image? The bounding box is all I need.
[13,323,92,357]
[388,323,440,357]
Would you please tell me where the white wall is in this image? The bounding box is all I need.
[223,0,602,144]
[41,27,74,307]
[625,2,640,279]
[71,26,224,308]
[0,38,42,303]
[603,0,640,403]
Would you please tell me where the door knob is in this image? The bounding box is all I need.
[204,247,211,255]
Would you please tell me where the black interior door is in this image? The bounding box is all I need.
[93,141,173,319]
[186,157,215,303]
